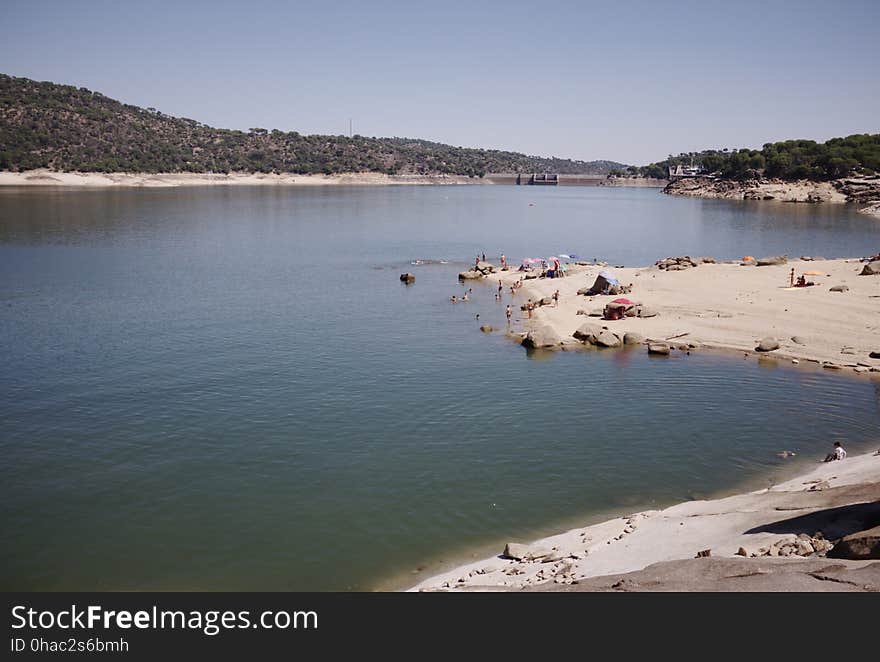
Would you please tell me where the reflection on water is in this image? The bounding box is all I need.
[1,185,879,591]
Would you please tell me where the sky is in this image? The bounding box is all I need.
[2,0,878,165]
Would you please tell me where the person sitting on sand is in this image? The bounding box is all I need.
[823,441,847,462]
[553,290,560,306]
[795,275,815,288]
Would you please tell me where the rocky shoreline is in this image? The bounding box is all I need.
[664,175,880,217]
[410,451,880,592]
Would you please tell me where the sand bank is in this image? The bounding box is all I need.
[498,257,880,374]
[411,451,880,591]
[0,170,484,188]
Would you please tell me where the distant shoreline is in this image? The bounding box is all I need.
[0,170,669,189]
[0,170,487,188]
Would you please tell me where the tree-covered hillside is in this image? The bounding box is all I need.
[622,135,880,181]
[0,74,623,176]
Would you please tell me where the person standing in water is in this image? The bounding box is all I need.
[506,305,512,325]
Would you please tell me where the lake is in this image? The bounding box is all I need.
[1,184,879,590]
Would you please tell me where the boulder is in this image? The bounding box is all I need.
[791,336,807,345]
[479,325,494,333]
[623,332,645,345]
[827,526,880,560]
[829,285,849,292]
[475,261,497,274]
[503,543,551,561]
[637,306,658,318]
[860,261,880,275]
[595,330,622,348]
[699,256,716,264]
[648,343,670,355]
[870,351,880,359]
[399,272,415,283]
[756,337,781,352]
[577,287,592,296]
[458,270,483,280]
[572,323,604,343]
[756,255,788,266]
[522,325,562,349]
[576,309,588,316]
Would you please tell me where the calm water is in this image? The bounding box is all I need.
[1,185,879,591]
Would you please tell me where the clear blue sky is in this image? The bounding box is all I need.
[2,0,878,164]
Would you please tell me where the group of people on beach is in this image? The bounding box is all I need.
[790,267,816,288]
[497,278,524,301]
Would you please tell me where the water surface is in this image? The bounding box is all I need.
[1,185,878,590]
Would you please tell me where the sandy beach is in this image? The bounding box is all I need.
[0,170,485,188]
[411,450,880,592]
[496,257,880,374]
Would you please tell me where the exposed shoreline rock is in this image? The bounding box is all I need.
[664,175,880,217]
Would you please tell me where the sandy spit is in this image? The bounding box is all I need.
[496,258,880,373]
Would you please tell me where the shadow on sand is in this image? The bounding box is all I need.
[744,500,880,540]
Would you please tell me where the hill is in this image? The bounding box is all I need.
[622,135,880,181]
[0,74,624,177]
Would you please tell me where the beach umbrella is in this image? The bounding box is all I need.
[558,254,571,259]
[610,298,635,306]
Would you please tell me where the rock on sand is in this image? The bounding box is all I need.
[756,337,781,352]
